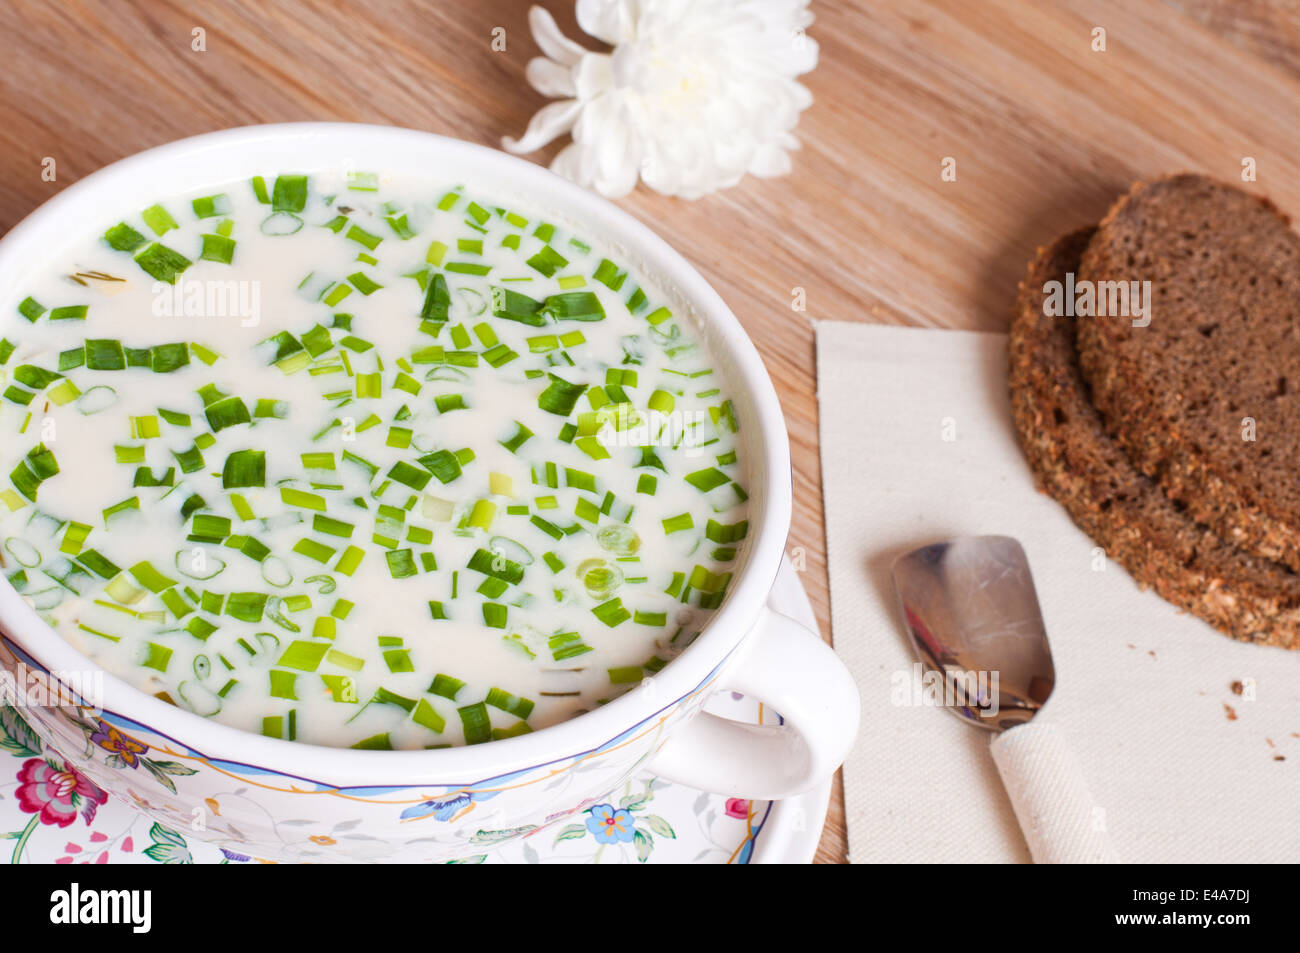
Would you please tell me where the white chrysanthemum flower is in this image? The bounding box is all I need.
[502,0,818,199]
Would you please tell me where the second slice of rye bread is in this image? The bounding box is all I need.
[1075,174,1300,571]
[1009,228,1300,648]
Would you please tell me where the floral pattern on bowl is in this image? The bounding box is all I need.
[1,695,806,864]
[1,629,733,862]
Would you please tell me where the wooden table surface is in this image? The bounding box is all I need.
[3,0,1298,864]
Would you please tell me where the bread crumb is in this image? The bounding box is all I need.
[1224,703,1238,721]
[1230,680,1244,695]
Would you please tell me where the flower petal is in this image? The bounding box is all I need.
[549,142,589,184]
[576,0,637,46]
[573,95,641,197]
[502,99,584,155]
[573,53,615,101]
[525,56,577,98]
[747,141,793,178]
[528,5,588,67]
[639,144,681,196]
[783,31,820,76]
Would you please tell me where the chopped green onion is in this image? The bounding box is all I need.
[142,642,174,672]
[457,701,492,744]
[321,673,358,703]
[222,450,266,488]
[327,648,365,671]
[593,597,632,627]
[105,222,146,251]
[526,245,568,277]
[134,243,192,284]
[417,450,462,484]
[278,640,329,671]
[548,631,593,661]
[538,374,587,416]
[542,291,605,322]
[347,271,382,296]
[85,339,126,371]
[686,467,729,491]
[385,549,417,578]
[293,538,337,563]
[18,297,45,323]
[411,697,445,733]
[199,233,236,264]
[485,687,534,720]
[271,174,308,213]
[141,204,178,236]
[346,224,383,250]
[192,194,230,218]
[487,286,542,327]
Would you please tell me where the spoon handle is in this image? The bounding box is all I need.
[989,721,1119,864]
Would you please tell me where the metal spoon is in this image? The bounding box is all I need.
[892,535,1118,863]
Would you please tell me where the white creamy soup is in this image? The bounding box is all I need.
[0,172,750,748]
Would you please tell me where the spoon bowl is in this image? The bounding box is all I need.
[892,535,1055,732]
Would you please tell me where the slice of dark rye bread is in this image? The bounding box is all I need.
[1009,228,1300,648]
[1075,174,1300,572]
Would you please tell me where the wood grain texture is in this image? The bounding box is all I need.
[0,0,1297,864]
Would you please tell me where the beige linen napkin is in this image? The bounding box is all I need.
[816,321,1300,863]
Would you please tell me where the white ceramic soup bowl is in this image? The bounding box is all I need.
[0,123,858,862]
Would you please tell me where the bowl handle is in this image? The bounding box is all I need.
[644,607,860,800]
